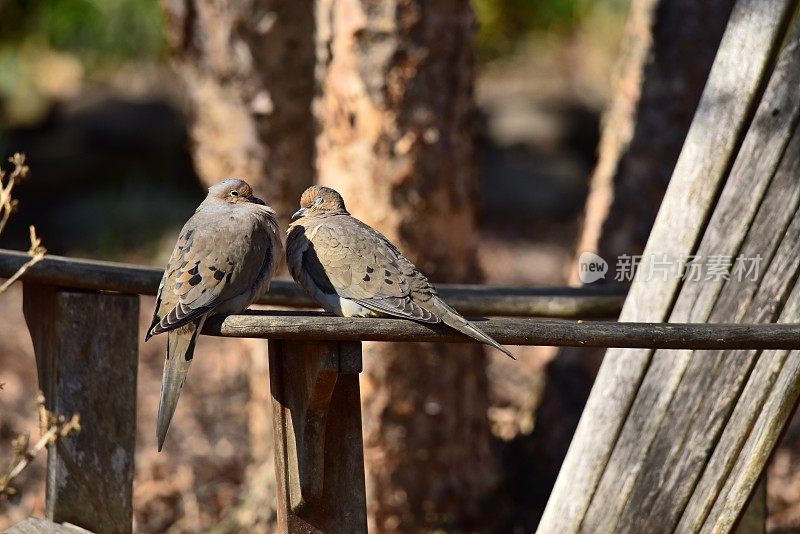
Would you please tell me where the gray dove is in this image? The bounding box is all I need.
[146,178,282,451]
[287,185,514,359]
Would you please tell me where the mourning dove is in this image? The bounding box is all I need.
[146,178,283,451]
[287,186,515,359]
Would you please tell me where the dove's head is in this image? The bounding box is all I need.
[207,178,266,206]
[292,186,348,220]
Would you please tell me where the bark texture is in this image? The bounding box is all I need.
[570,0,735,282]
[314,1,495,530]
[161,2,316,530]
[161,0,315,221]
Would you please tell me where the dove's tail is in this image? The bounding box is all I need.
[157,320,203,451]
[428,298,516,360]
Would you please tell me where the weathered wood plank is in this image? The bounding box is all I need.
[586,100,800,530]
[709,121,800,323]
[580,129,800,534]
[678,107,800,531]
[578,346,692,532]
[678,281,800,530]
[670,22,800,324]
[617,157,800,533]
[592,132,800,533]
[733,478,766,534]
[268,340,367,533]
[584,80,800,531]
[204,312,800,349]
[22,286,139,534]
[0,250,162,292]
[629,349,755,531]
[677,350,787,531]
[6,517,93,533]
[0,249,626,318]
[703,348,800,533]
[539,1,800,529]
[692,278,800,532]
[619,0,798,323]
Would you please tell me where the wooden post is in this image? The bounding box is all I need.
[268,339,367,533]
[734,476,766,534]
[22,284,139,534]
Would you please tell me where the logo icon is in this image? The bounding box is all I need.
[578,252,608,284]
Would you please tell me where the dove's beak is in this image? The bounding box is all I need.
[292,207,308,220]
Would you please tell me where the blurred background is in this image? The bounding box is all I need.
[1,0,799,532]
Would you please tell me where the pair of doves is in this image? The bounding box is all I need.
[146,179,515,451]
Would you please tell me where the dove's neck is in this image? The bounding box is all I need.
[199,200,279,233]
[290,210,348,226]
[248,204,280,234]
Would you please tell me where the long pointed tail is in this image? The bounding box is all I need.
[157,320,202,451]
[428,298,516,359]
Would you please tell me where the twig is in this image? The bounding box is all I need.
[0,153,45,295]
[0,226,45,293]
[0,392,81,499]
[0,155,57,500]
[0,153,29,237]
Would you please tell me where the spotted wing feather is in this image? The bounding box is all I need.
[295,216,439,322]
[147,215,271,338]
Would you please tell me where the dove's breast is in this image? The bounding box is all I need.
[249,210,282,301]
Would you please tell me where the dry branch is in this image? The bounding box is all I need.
[0,227,45,294]
[0,154,55,502]
[0,393,81,499]
[0,153,28,236]
[0,153,45,295]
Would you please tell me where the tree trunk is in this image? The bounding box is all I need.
[570,0,735,283]
[161,2,316,531]
[161,0,315,221]
[314,1,495,531]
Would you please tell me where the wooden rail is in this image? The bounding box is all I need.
[205,311,800,350]
[4,250,800,533]
[0,249,625,318]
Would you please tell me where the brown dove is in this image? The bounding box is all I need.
[146,178,282,451]
[287,186,514,359]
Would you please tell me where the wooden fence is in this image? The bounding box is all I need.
[3,249,800,533]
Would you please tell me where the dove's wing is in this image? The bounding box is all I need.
[289,216,438,322]
[148,212,273,338]
[287,212,515,359]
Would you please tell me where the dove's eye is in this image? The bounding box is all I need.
[314,197,324,206]
[230,191,239,197]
